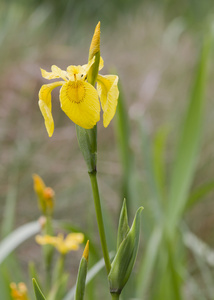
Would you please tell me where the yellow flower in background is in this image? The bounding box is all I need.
[38,22,119,137]
[36,233,84,255]
[10,282,29,300]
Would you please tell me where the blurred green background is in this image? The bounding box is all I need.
[1,0,214,299]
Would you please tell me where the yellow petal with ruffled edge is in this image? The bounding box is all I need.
[97,74,119,127]
[38,81,64,136]
[59,80,100,129]
[66,233,84,244]
[64,233,84,251]
[41,65,68,81]
[67,57,96,81]
[35,235,58,245]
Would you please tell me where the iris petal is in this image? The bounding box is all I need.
[97,74,119,127]
[41,66,68,81]
[38,81,64,136]
[59,80,100,129]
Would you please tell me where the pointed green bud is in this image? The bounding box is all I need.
[108,207,143,295]
[117,199,130,250]
[32,278,46,300]
[75,241,89,300]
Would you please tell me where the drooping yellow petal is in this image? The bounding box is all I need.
[41,65,68,81]
[38,81,64,136]
[39,100,54,137]
[97,74,119,127]
[59,80,100,129]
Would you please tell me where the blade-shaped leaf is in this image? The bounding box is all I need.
[0,221,40,264]
[166,32,212,231]
[185,180,214,210]
[33,278,46,300]
[63,252,114,300]
[136,227,162,297]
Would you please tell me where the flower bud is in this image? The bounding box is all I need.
[117,199,130,250]
[108,205,143,295]
[88,22,101,87]
[75,241,89,300]
[33,174,55,216]
[33,174,46,213]
[88,22,100,61]
[43,187,55,215]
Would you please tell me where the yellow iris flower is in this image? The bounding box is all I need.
[39,57,119,137]
[36,233,84,255]
[10,282,29,300]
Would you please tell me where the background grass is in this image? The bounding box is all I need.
[1,1,214,299]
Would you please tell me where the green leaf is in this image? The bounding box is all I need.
[0,221,40,264]
[152,126,169,201]
[115,82,133,211]
[74,257,88,300]
[1,177,18,238]
[33,278,47,300]
[29,262,41,291]
[108,207,143,294]
[136,227,162,297]
[63,252,115,300]
[117,199,130,250]
[185,180,214,210]
[166,32,212,231]
[139,123,162,221]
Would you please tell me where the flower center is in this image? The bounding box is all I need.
[65,81,86,104]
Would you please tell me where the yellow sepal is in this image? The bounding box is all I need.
[38,81,64,136]
[97,74,119,127]
[60,80,100,129]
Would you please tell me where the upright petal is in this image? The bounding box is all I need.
[59,80,100,129]
[97,74,119,127]
[67,58,95,81]
[38,81,64,136]
[99,57,104,71]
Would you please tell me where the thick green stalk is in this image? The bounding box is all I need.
[111,293,120,300]
[89,171,111,274]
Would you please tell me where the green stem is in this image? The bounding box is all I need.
[53,253,66,283]
[89,171,111,274]
[111,293,120,300]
